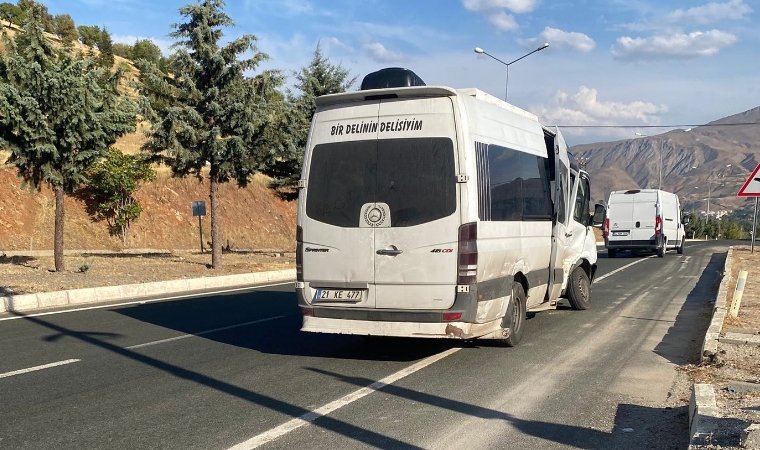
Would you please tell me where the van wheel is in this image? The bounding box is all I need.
[496,283,526,347]
[567,267,591,310]
[677,243,684,255]
[607,249,617,258]
[657,246,665,257]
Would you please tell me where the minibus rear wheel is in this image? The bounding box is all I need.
[497,282,526,347]
[567,267,591,310]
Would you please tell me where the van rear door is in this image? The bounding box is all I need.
[373,98,460,310]
[301,102,380,308]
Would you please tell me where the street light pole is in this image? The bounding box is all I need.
[474,43,549,102]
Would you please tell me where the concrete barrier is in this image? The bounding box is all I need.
[0,269,296,314]
[689,383,719,446]
[701,246,732,362]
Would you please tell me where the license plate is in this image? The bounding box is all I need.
[612,231,629,236]
[314,289,363,301]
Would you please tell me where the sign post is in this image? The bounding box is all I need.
[736,164,760,253]
[191,201,207,253]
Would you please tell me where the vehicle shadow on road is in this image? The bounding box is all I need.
[112,289,463,362]
[652,251,726,365]
[8,310,431,449]
[308,367,689,449]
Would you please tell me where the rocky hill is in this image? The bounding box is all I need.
[571,106,760,215]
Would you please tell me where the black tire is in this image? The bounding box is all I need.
[677,243,684,255]
[657,246,665,257]
[567,266,591,310]
[607,249,617,258]
[496,282,526,347]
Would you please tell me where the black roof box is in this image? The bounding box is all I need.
[360,68,426,91]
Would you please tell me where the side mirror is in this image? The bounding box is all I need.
[682,215,690,225]
[591,204,606,228]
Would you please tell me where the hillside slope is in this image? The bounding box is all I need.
[571,106,760,213]
[0,167,296,252]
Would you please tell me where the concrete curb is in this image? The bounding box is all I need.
[689,383,720,446]
[688,246,734,448]
[700,246,733,363]
[0,269,296,314]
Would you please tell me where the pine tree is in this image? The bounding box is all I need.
[0,6,137,271]
[53,14,77,46]
[263,42,356,196]
[136,0,283,269]
[77,24,101,47]
[96,27,114,68]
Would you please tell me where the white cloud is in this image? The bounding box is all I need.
[618,0,753,32]
[462,0,537,14]
[488,11,519,31]
[611,30,739,60]
[363,42,404,63]
[323,37,353,53]
[530,87,667,131]
[520,27,595,52]
[664,0,752,25]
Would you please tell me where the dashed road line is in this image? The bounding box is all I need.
[0,359,81,379]
[227,347,462,449]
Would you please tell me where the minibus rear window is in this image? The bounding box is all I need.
[306,138,456,227]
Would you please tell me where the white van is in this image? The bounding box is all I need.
[604,189,686,258]
[295,68,602,346]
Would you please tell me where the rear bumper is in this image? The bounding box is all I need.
[302,315,502,339]
[605,236,662,250]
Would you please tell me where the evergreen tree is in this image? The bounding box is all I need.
[0,2,23,26]
[262,42,356,196]
[112,42,131,59]
[77,24,101,47]
[0,7,137,271]
[130,38,162,64]
[136,0,283,269]
[96,27,114,68]
[53,13,77,46]
[16,0,52,32]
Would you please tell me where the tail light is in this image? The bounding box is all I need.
[655,216,662,235]
[457,223,478,285]
[603,218,610,237]
[296,225,303,282]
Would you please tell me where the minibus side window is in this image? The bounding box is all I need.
[475,143,552,222]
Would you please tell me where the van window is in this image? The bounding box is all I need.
[306,138,456,228]
[476,143,552,221]
[573,177,590,224]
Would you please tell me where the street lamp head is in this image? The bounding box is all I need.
[538,43,549,50]
[635,132,647,137]
[474,47,485,54]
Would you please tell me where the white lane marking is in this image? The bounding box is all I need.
[0,282,293,322]
[228,347,462,450]
[0,359,81,379]
[595,256,655,283]
[126,315,288,349]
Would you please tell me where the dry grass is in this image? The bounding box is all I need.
[722,245,760,332]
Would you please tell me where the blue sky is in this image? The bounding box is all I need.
[41,0,759,145]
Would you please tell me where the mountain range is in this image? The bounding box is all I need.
[570,106,760,216]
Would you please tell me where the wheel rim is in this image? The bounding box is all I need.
[577,273,589,301]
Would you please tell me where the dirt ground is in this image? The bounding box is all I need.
[0,251,295,295]
[684,245,760,449]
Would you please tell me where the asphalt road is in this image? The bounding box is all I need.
[0,241,731,449]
